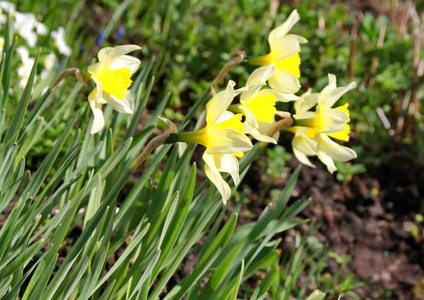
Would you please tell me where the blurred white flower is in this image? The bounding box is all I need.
[51,27,71,56]
[41,52,59,80]
[14,12,47,47]
[16,46,35,88]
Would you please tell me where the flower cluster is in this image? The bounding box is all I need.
[0,1,72,89]
[75,9,356,203]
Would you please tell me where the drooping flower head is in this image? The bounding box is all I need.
[288,74,357,173]
[87,45,141,134]
[176,81,253,203]
[248,10,307,95]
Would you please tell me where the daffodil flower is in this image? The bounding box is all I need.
[248,10,307,95]
[176,81,253,203]
[235,65,278,143]
[87,45,141,134]
[289,74,357,173]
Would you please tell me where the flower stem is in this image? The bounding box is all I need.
[130,117,177,171]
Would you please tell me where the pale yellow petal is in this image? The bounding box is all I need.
[268,69,301,94]
[98,45,141,67]
[102,90,134,114]
[206,128,252,154]
[318,134,357,161]
[246,64,276,86]
[203,153,232,204]
[109,55,141,74]
[268,10,300,45]
[317,150,337,173]
[206,80,235,125]
[89,99,104,134]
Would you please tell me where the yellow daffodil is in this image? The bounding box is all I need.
[289,74,357,173]
[176,81,253,203]
[248,10,307,95]
[87,45,141,134]
[237,65,278,143]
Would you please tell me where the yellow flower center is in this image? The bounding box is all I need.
[244,93,276,124]
[274,53,301,78]
[97,67,132,100]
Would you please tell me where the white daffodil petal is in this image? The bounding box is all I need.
[98,45,141,67]
[322,82,356,109]
[319,109,349,133]
[206,153,240,184]
[110,55,141,74]
[293,135,317,156]
[240,83,263,104]
[203,153,232,204]
[102,91,134,114]
[318,135,357,162]
[268,69,301,94]
[206,80,235,125]
[294,147,316,169]
[269,35,304,61]
[317,150,337,173]
[265,89,299,102]
[250,129,278,144]
[246,64,276,86]
[89,100,105,134]
[207,128,253,154]
[295,90,318,113]
[268,10,300,45]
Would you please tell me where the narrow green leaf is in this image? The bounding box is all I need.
[228,259,244,300]
[129,250,161,300]
[3,48,40,147]
[91,223,151,295]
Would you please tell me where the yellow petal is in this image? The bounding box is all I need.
[244,93,276,124]
[274,53,301,78]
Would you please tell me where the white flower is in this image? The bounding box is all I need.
[14,12,47,47]
[16,46,35,88]
[51,27,71,56]
[87,45,141,134]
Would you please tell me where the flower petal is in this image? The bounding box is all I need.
[320,82,356,110]
[98,45,141,67]
[294,147,316,169]
[318,134,357,161]
[268,10,300,45]
[89,99,105,134]
[246,64,276,86]
[109,55,141,74]
[203,153,233,204]
[206,128,252,154]
[206,80,235,125]
[102,90,134,114]
[268,69,301,94]
[317,150,337,173]
[269,35,306,61]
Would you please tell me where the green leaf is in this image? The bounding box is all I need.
[3,49,40,148]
